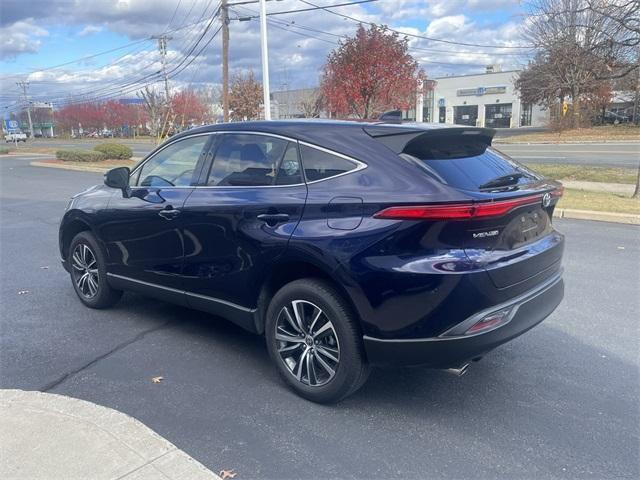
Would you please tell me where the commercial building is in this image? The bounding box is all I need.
[427,67,548,128]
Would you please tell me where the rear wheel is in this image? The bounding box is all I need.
[265,278,369,403]
[69,231,122,309]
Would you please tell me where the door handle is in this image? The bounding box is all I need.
[158,207,181,220]
[257,213,290,225]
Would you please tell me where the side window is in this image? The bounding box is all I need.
[275,142,302,185]
[207,134,290,187]
[136,136,208,187]
[299,144,359,182]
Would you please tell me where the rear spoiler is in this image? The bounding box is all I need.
[363,126,496,154]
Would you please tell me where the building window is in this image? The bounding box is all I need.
[454,105,479,126]
[521,104,533,127]
[485,103,513,128]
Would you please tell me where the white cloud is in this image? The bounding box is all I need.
[0,0,529,105]
[78,25,104,37]
[0,20,48,60]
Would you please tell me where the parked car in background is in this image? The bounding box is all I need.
[5,132,27,142]
[59,120,565,403]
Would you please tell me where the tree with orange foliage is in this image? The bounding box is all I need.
[321,24,425,119]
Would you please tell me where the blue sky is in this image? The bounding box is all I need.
[0,0,528,110]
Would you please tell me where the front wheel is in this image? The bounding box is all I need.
[68,231,122,309]
[265,278,370,403]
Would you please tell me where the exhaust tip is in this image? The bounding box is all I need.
[444,363,470,377]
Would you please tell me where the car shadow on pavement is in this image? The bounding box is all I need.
[49,292,639,479]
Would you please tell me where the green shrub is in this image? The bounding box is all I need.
[56,150,108,162]
[0,146,11,155]
[93,143,133,159]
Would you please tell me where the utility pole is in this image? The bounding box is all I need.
[221,0,230,122]
[259,0,271,119]
[633,65,639,126]
[16,81,34,138]
[152,35,173,103]
[415,78,424,123]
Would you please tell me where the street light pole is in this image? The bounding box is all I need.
[258,0,271,120]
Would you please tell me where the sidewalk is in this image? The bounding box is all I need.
[0,390,221,480]
[561,180,635,196]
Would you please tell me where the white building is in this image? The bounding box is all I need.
[428,67,549,128]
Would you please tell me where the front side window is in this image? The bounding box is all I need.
[207,134,301,187]
[136,135,209,187]
[299,144,359,182]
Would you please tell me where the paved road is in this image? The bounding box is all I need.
[1,154,639,479]
[10,136,640,168]
[494,142,640,169]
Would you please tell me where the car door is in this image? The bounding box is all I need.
[180,132,307,325]
[101,133,214,293]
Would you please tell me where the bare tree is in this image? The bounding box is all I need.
[298,89,323,118]
[137,86,165,137]
[228,70,262,121]
[519,0,639,128]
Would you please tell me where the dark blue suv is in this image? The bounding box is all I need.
[60,120,564,402]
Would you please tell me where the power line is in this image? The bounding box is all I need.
[297,0,534,50]
[231,4,525,66]
[11,2,223,107]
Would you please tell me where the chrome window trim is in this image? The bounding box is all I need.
[106,272,256,313]
[128,130,368,190]
[297,140,368,185]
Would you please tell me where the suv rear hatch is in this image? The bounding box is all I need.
[366,125,564,289]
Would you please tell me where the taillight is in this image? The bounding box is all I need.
[374,188,563,221]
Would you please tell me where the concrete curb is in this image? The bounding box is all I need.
[554,208,640,225]
[0,389,221,480]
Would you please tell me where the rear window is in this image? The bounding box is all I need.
[400,139,539,191]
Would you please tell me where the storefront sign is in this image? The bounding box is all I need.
[457,86,507,96]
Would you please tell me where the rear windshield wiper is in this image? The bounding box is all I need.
[479,172,525,190]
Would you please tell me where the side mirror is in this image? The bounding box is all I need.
[104,167,131,197]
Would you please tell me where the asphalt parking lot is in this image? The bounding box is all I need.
[1,154,639,479]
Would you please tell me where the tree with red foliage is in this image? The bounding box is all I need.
[171,90,209,128]
[102,100,130,132]
[321,24,425,119]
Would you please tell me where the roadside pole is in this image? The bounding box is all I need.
[221,0,230,122]
[415,79,424,123]
[259,0,271,120]
[16,81,34,139]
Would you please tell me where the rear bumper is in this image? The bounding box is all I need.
[363,270,564,367]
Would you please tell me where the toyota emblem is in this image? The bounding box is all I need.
[542,192,551,208]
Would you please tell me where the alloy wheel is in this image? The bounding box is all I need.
[71,243,99,298]
[275,300,340,387]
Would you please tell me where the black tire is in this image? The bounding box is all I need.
[68,231,122,309]
[265,278,370,403]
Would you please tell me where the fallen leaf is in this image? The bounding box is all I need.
[18,290,29,295]
[219,469,237,479]
[151,376,163,384]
